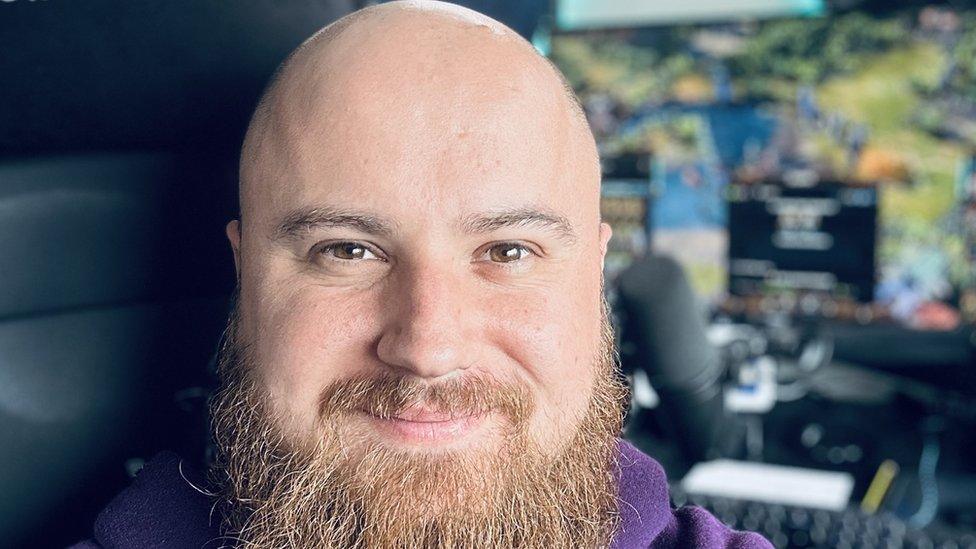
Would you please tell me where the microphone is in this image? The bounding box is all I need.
[616,254,730,464]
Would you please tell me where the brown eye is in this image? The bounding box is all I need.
[488,243,529,263]
[319,242,379,261]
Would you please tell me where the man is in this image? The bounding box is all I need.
[73,2,772,547]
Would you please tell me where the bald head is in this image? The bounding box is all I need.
[237,0,597,225]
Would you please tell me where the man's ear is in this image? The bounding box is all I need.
[225,219,242,279]
[598,221,613,270]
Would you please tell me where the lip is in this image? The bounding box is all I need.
[393,407,465,422]
[361,408,485,444]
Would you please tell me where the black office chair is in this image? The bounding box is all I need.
[0,2,351,545]
[0,152,238,546]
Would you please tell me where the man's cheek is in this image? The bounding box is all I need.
[485,293,591,441]
[255,300,367,430]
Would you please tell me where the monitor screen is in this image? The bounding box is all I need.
[554,1,976,330]
[727,178,878,321]
[556,0,825,30]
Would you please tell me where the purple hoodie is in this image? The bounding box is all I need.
[70,440,771,548]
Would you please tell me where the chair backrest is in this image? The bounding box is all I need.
[0,1,352,544]
[0,152,236,546]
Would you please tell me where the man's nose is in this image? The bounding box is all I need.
[375,263,471,380]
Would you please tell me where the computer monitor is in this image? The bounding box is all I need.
[726,177,878,321]
[556,1,976,331]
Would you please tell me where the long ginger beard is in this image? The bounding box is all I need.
[209,298,629,548]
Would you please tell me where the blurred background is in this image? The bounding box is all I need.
[2,0,975,547]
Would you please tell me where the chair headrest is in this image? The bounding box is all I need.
[0,152,238,318]
[0,0,353,156]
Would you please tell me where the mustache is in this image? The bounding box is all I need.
[317,371,533,425]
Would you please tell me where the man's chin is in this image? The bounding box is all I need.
[310,425,527,520]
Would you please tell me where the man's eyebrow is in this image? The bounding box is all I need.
[272,206,397,241]
[459,207,578,244]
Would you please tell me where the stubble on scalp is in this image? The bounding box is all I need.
[209,296,629,548]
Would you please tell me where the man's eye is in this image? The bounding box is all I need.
[316,242,380,261]
[487,242,533,263]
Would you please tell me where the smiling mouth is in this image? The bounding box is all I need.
[360,407,487,444]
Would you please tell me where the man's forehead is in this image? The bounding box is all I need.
[253,156,584,239]
[250,82,577,228]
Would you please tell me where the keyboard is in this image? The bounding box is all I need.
[669,488,976,549]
